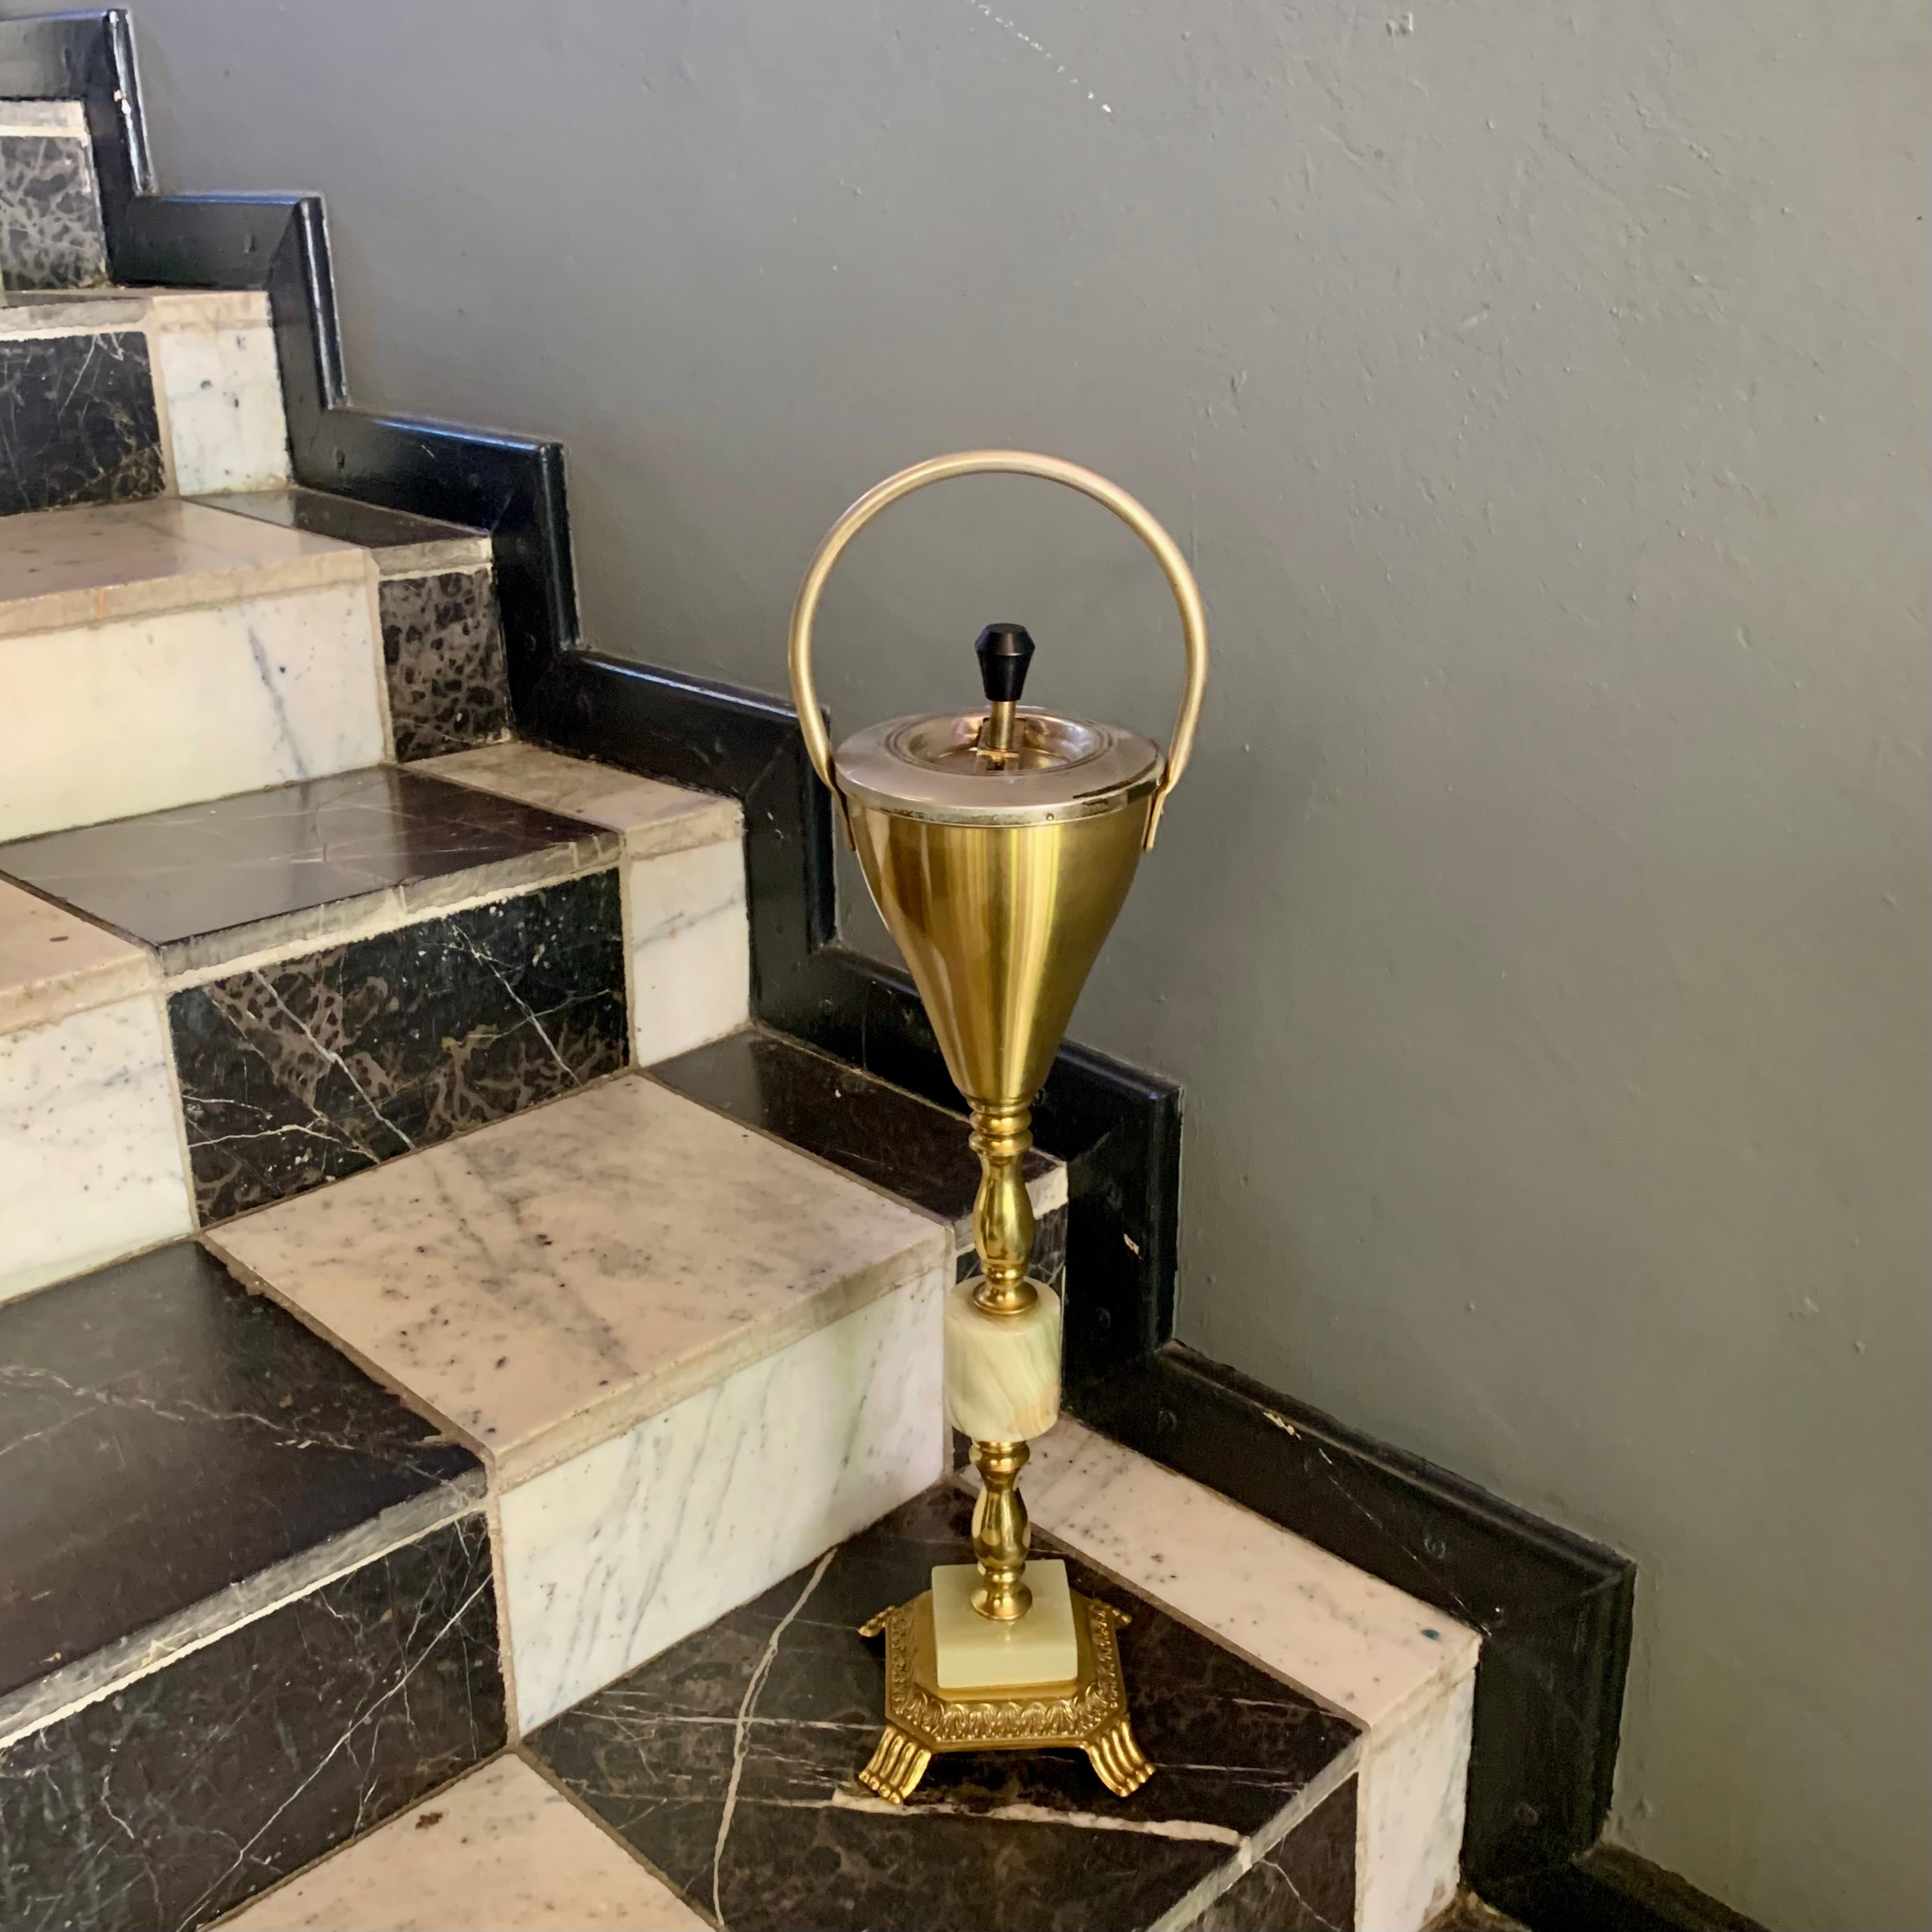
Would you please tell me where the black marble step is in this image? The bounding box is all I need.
[0,765,630,1222]
[652,1025,1067,1288]
[0,307,162,516]
[527,1483,1362,1932]
[0,1240,506,1932]
[0,104,109,294]
[200,487,510,761]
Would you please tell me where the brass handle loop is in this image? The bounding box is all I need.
[786,449,1208,849]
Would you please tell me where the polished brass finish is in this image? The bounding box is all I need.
[847,796,1150,1335]
[968,1439,1032,1620]
[857,1589,1151,1803]
[977,698,1019,762]
[967,1104,1036,1316]
[846,801,1151,1117]
[792,450,1204,1801]
[786,448,1208,849]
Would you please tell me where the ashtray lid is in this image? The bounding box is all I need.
[834,707,1161,828]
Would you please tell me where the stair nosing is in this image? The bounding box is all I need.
[0,518,372,641]
[0,287,269,340]
[148,826,625,985]
[205,1070,953,1489]
[0,1470,485,1752]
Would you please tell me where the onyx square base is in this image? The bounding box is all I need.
[0,1240,476,1705]
[531,1484,1360,1932]
[169,868,628,1221]
[0,1511,504,1932]
[0,765,604,955]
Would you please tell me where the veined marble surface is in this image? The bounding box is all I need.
[0,879,154,1035]
[1,1513,504,1932]
[0,116,105,291]
[1025,1419,1478,1727]
[501,1272,945,1729]
[0,497,366,637]
[0,328,161,517]
[211,1074,950,1482]
[378,569,511,762]
[1359,1666,1475,1931]
[152,317,290,496]
[627,838,749,1066]
[416,741,743,859]
[0,580,388,840]
[1023,1420,1480,1931]
[412,743,748,1061]
[530,1484,1362,1932]
[0,764,614,970]
[218,1755,707,1931]
[0,994,192,1305]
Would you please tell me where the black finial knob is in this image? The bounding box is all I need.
[975,624,1036,707]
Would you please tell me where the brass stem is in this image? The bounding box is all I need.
[975,700,1018,766]
[968,1102,1037,1315]
[969,1439,1032,1621]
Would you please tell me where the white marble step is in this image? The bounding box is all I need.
[1,287,289,497]
[1025,1418,1481,1932]
[217,1754,704,1932]
[0,881,190,1299]
[207,1070,953,1733]
[0,746,746,1305]
[0,499,388,839]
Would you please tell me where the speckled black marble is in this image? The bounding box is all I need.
[0,1511,503,1932]
[0,765,608,958]
[381,567,512,760]
[0,1239,476,1704]
[651,1027,1060,1235]
[1187,1782,1357,1931]
[530,1484,1359,1932]
[194,485,485,551]
[0,328,162,515]
[0,134,108,289]
[169,868,628,1220]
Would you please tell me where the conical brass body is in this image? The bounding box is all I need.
[847,799,1148,1113]
[847,797,1148,1311]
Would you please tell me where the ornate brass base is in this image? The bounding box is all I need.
[856,1587,1153,1803]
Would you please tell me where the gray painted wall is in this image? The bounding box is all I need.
[120,3,1927,1923]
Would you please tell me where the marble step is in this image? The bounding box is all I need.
[0,98,108,292]
[651,1023,1069,1288]
[1023,1420,1480,1931]
[200,487,512,763]
[0,497,389,839]
[205,1479,1409,1931]
[205,1068,953,1735]
[0,745,745,1302]
[511,1474,1443,1932]
[217,1754,706,1932]
[0,1238,506,1932]
[1,282,289,512]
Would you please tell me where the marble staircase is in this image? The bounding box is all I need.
[1,53,1484,1932]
